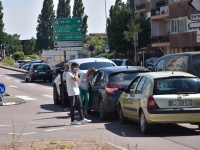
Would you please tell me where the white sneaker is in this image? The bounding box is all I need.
[80,118,91,124]
[70,120,81,125]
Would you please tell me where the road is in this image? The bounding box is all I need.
[0,67,200,150]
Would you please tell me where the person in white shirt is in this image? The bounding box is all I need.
[66,62,91,125]
[79,67,96,115]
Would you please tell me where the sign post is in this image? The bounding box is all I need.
[105,45,110,59]
[0,83,6,102]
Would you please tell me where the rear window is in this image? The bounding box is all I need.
[153,77,200,95]
[109,71,144,82]
[17,60,23,63]
[192,55,200,73]
[112,60,123,66]
[33,65,50,70]
[79,62,115,70]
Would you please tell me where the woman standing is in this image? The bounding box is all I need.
[79,67,96,115]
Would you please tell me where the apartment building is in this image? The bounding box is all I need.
[134,0,200,57]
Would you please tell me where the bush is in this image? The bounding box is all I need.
[29,54,39,59]
[12,52,25,60]
[2,57,15,66]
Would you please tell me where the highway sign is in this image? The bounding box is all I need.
[54,41,83,47]
[188,13,200,21]
[54,26,82,34]
[53,18,82,26]
[105,45,110,52]
[54,47,83,51]
[188,0,200,11]
[54,34,82,41]
[88,45,95,52]
[0,83,6,94]
[188,21,200,28]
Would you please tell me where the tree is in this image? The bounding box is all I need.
[36,0,55,51]
[27,37,36,54]
[0,1,4,39]
[57,0,71,18]
[126,0,134,13]
[72,0,88,41]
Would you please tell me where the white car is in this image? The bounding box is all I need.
[110,59,135,66]
[13,60,30,68]
[53,58,117,106]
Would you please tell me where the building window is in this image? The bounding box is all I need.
[54,56,61,62]
[166,21,170,34]
[70,55,75,60]
[178,17,187,33]
[170,19,177,33]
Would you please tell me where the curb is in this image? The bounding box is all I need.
[0,64,26,73]
[100,141,127,150]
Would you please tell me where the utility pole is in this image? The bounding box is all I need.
[105,0,109,58]
[133,33,138,65]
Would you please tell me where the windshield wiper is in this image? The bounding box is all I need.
[177,92,196,94]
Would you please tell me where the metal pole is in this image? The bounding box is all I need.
[143,51,144,67]
[105,0,108,57]
[135,45,137,65]
[64,51,66,63]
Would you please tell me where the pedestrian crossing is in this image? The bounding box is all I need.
[14,95,53,101]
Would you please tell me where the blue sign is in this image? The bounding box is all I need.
[6,43,9,49]
[105,45,110,52]
[88,45,95,52]
[0,83,6,94]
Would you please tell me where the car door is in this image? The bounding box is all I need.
[122,76,141,117]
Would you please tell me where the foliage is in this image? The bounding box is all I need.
[27,37,36,54]
[12,51,25,60]
[26,54,39,60]
[57,0,71,18]
[83,35,105,57]
[126,0,134,13]
[0,1,4,39]
[72,0,88,41]
[36,0,55,51]
[2,57,15,66]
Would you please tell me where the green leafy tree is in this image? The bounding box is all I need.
[27,37,36,55]
[126,0,134,12]
[57,0,71,18]
[12,51,25,60]
[36,0,55,51]
[72,0,88,41]
[83,35,105,56]
[0,1,4,39]
[65,0,71,18]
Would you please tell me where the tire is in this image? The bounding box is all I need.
[30,76,33,83]
[99,99,107,120]
[118,104,127,124]
[140,111,151,134]
[25,76,28,82]
[198,124,200,130]
[53,85,60,105]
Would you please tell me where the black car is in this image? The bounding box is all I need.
[88,66,149,120]
[145,57,159,67]
[25,63,52,82]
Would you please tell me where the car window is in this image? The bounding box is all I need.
[33,65,50,70]
[153,77,200,95]
[192,55,200,73]
[135,77,148,94]
[111,60,123,66]
[126,60,134,66]
[80,62,115,70]
[166,56,188,72]
[128,76,141,93]
[92,71,104,84]
[154,59,166,71]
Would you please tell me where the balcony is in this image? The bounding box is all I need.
[151,5,169,19]
[135,4,145,13]
[151,35,170,47]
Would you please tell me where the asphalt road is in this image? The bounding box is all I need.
[0,67,200,150]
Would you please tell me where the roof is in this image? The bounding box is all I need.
[68,58,116,65]
[139,71,196,79]
[160,52,200,58]
[99,66,149,74]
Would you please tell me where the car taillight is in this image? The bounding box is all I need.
[32,70,35,74]
[187,70,191,74]
[105,84,121,94]
[147,95,159,108]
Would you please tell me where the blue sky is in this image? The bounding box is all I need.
[2,0,126,40]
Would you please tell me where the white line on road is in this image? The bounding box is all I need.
[75,125,90,127]
[44,128,65,132]
[30,122,47,124]
[42,95,53,98]
[14,80,20,83]
[28,84,35,86]
[4,77,11,79]
[7,132,37,135]
[9,85,18,88]
[16,96,37,101]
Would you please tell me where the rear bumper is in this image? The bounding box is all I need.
[32,74,52,80]
[104,95,119,113]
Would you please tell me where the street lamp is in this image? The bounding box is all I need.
[105,0,108,58]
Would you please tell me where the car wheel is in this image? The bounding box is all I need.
[198,124,200,130]
[53,85,60,105]
[30,76,33,83]
[99,99,107,120]
[118,104,127,124]
[25,76,28,82]
[140,111,151,134]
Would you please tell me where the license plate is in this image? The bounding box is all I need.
[169,100,192,106]
[39,72,46,74]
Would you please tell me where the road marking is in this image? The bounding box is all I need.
[44,128,65,132]
[9,85,18,88]
[7,132,37,135]
[16,96,37,101]
[75,125,90,127]
[42,95,53,98]
[0,125,9,127]
[5,77,11,79]
[30,122,47,124]
[14,80,20,83]
[28,84,35,86]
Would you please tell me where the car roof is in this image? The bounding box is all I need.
[99,66,149,74]
[31,63,48,66]
[160,52,200,58]
[139,71,196,79]
[68,58,115,64]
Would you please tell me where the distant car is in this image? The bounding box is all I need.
[13,60,30,68]
[51,61,65,76]
[145,57,159,67]
[21,64,30,70]
[118,71,200,134]
[25,63,52,83]
[88,66,149,120]
[22,60,44,70]
[53,58,117,106]
[110,59,135,66]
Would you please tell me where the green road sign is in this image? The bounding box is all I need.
[53,18,82,26]
[54,34,82,41]
[54,26,82,34]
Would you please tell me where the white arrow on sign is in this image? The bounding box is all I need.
[77,20,81,23]
[188,21,200,28]
[188,0,200,11]
[55,36,58,39]
[77,28,81,31]
[188,13,200,21]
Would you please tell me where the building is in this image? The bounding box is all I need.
[134,0,200,57]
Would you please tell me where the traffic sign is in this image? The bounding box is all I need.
[54,47,83,51]
[188,21,200,28]
[53,18,82,26]
[54,41,83,47]
[105,45,110,52]
[188,0,200,11]
[54,34,82,41]
[54,26,82,34]
[188,13,200,21]
[0,83,6,94]
[88,45,95,52]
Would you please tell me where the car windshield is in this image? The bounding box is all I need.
[149,57,159,63]
[153,77,200,95]
[33,65,50,70]
[79,62,115,70]
[109,71,145,82]
[192,55,200,73]
[112,60,123,66]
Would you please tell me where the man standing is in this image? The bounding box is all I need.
[66,62,91,125]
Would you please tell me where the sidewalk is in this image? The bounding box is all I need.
[0,64,26,73]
